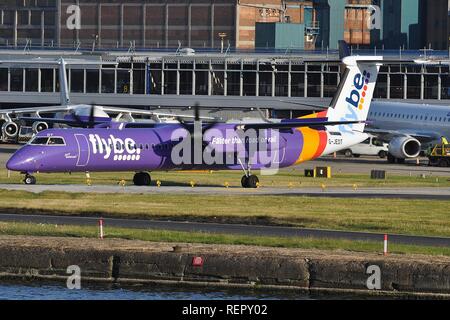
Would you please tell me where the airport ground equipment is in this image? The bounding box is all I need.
[427,137,450,167]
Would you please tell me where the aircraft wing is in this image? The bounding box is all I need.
[18,116,108,127]
[100,106,216,120]
[236,118,363,130]
[365,128,441,143]
[125,118,363,130]
[0,106,72,116]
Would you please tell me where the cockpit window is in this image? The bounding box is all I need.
[48,137,65,145]
[30,137,49,145]
[30,137,65,146]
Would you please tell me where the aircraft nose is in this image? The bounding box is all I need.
[6,155,24,172]
[6,151,33,172]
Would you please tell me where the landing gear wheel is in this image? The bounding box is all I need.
[387,154,396,164]
[247,175,259,188]
[241,175,259,188]
[24,175,36,185]
[133,172,151,186]
[241,175,249,188]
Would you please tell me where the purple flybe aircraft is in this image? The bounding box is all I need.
[6,56,383,188]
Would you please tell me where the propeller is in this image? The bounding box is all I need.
[176,103,219,136]
[176,103,220,164]
[71,105,97,128]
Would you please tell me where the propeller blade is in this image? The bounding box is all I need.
[194,103,200,122]
[88,105,95,128]
[71,111,85,128]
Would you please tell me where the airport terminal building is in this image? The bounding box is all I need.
[0,50,448,113]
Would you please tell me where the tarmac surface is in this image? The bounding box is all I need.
[0,213,449,247]
[1,184,450,199]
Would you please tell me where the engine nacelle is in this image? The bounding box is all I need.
[1,121,19,140]
[32,121,49,134]
[388,136,421,159]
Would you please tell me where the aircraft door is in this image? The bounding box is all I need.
[74,134,90,167]
[272,136,287,164]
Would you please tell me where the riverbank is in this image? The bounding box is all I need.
[0,235,449,299]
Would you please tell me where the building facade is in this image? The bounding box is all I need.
[0,52,448,108]
[0,1,447,50]
[423,0,450,50]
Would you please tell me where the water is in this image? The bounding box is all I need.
[0,281,314,300]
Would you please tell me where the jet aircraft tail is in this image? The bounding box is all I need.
[326,56,382,133]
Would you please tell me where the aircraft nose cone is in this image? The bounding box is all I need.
[6,151,33,172]
[6,155,24,172]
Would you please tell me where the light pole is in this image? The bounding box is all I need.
[219,32,227,53]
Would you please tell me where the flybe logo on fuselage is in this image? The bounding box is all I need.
[89,134,141,161]
[345,70,371,111]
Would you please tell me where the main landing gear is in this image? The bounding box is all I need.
[387,154,405,164]
[23,174,36,185]
[238,159,259,189]
[241,174,259,189]
[133,172,151,186]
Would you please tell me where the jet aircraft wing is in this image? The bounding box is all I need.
[365,128,441,143]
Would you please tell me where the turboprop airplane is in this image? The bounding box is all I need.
[6,56,384,188]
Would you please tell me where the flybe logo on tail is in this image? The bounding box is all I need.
[345,70,371,111]
[89,134,141,161]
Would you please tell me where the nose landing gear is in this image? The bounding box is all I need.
[133,172,151,186]
[24,174,36,185]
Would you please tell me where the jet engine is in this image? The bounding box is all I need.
[1,121,19,140]
[388,136,421,159]
[32,121,49,134]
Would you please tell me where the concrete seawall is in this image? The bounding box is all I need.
[0,236,449,298]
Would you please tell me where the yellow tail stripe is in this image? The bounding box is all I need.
[295,127,320,164]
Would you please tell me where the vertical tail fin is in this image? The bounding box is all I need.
[58,58,70,106]
[327,56,382,132]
